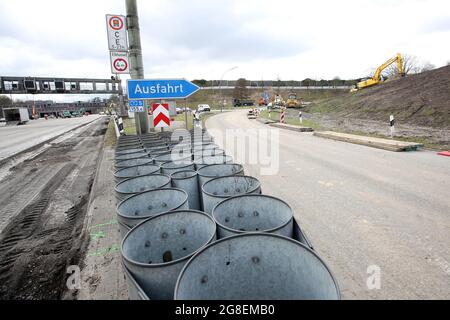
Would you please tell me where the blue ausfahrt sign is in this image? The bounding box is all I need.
[127,79,200,100]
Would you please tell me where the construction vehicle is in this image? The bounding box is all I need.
[286,92,300,108]
[274,94,284,108]
[351,53,405,92]
[2,107,30,125]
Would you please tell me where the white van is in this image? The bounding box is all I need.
[197,104,211,112]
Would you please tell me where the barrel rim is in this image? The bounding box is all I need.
[115,158,155,168]
[114,153,151,163]
[211,194,293,234]
[193,154,233,165]
[113,164,161,179]
[116,188,189,221]
[174,232,341,300]
[201,175,260,198]
[114,173,172,195]
[161,160,195,169]
[197,163,244,179]
[170,169,198,180]
[121,209,217,268]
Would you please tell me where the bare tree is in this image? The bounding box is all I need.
[383,54,434,78]
[420,62,435,72]
[233,78,249,100]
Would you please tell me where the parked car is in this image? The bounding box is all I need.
[197,104,211,112]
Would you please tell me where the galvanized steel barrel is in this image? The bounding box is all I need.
[161,161,195,176]
[116,188,189,228]
[212,194,294,239]
[122,210,217,300]
[115,147,145,156]
[114,174,171,203]
[201,175,261,214]
[197,163,244,188]
[174,233,340,300]
[194,155,233,170]
[154,152,192,165]
[193,149,225,158]
[115,158,154,169]
[114,164,161,184]
[115,152,150,163]
[171,170,201,211]
[122,262,150,300]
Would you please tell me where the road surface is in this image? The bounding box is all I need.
[0,117,108,299]
[206,110,450,299]
[0,115,103,161]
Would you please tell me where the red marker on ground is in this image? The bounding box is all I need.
[437,151,450,157]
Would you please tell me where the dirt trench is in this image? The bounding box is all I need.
[0,118,108,299]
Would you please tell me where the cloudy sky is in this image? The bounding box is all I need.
[1,0,449,101]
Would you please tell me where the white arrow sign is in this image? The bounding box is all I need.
[152,103,171,128]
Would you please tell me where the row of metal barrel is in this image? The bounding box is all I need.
[113,130,340,300]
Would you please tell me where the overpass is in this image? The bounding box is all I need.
[0,76,122,95]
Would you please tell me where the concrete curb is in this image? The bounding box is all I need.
[269,122,314,132]
[314,131,423,152]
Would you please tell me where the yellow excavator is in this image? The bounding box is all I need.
[351,53,405,92]
[286,92,300,108]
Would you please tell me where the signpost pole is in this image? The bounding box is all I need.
[126,0,148,134]
[184,99,188,130]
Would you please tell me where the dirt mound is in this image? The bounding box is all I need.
[308,65,450,128]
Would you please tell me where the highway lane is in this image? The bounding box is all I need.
[206,110,450,299]
[0,115,102,161]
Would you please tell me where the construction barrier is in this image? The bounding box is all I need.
[114,164,161,184]
[114,174,171,203]
[116,188,189,229]
[115,157,154,169]
[174,233,340,300]
[211,194,293,239]
[122,210,216,300]
[171,170,201,211]
[201,175,261,214]
[197,163,244,189]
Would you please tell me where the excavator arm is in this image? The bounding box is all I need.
[353,53,405,91]
[373,53,404,81]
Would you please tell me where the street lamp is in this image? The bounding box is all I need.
[219,66,238,113]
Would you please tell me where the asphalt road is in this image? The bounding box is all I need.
[0,115,103,161]
[206,110,450,299]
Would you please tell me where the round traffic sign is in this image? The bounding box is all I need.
[109,16,124,30]
[113,58,128,72]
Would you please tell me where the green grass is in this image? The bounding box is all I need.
[104,118,117,147]
[123,117,137,135]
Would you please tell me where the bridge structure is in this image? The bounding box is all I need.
[13,100,109,117]
[0,76,125,116]
[0,76,123,95]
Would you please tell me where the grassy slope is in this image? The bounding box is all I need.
[306,65,450,128]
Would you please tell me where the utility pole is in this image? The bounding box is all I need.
[126,0,148,134]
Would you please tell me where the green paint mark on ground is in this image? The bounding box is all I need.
[89,219,118,230]
[87,244,120,257]
[90,230,106,241]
